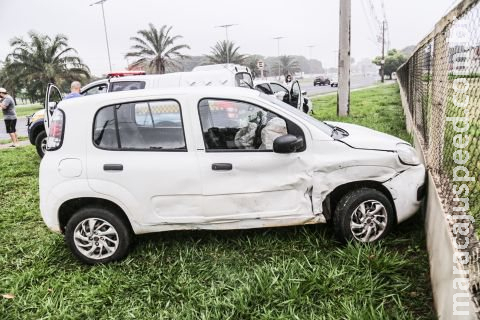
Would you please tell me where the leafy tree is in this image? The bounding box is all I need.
[125,24,190,74]
[6,31,90,102]
[276,55,300,77]
[206,40,246,65]
[0,58,22,103]
[373,49,407,79]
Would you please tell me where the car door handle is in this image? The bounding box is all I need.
[104,164,123,171]
[212,163,232,171]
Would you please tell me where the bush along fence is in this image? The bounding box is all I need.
[396,0,480,317]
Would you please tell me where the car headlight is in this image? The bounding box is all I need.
[396,143,421,166]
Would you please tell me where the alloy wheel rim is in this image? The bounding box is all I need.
[350,200,388,242]
[41,137,47,153]
[73,218,119,260]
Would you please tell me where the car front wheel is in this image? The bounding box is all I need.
[35,130,47,158]
[333,188,394,243]
[65,207,132,264]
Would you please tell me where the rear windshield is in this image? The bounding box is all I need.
[109,81,146,92]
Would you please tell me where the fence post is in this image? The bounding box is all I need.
[428,28,449,174]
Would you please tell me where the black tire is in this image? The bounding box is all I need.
[333,188,394,243]
[35,130,47,158]
[326,80,331,85]
[65,207,132,265]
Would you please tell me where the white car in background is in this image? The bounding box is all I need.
[40,86,425,264]
[254,80,312,114]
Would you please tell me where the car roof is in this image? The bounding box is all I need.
[59,86,261,112]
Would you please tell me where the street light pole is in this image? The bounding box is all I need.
[90,0,112,72]
[215,24,238,64]
[273,36,285,80]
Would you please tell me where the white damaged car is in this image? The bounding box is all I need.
[40,87,425,264]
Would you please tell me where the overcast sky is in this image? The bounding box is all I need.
[0,0,459,76]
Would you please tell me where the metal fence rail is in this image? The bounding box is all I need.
[396,0,480,314]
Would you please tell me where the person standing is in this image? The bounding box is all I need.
[63,81,82,100]
[0,88,18,147]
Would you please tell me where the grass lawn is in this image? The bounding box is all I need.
[0,103,42,119]
[0,85,435,319]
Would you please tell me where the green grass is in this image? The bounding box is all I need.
[0,103,42,119]
[312,84,411,144]
[0,86,435,319]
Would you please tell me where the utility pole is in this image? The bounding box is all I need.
[380,20,385,83]
[337,0,351,117]
[90,0,112,72]
[215,24,237,64]
[273,36,285,80]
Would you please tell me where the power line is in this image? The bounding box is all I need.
[360,0,380,47]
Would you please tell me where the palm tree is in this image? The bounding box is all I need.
[125,24,190,74]
[206,40,246,65]
[7,31,90,102]
[277,55,300,77]
[245,54,264,78]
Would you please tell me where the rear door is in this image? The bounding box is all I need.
[44,83,63,133]
[86,97,203,225]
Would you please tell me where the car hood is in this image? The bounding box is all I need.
[33,109,45,117]
[325,121,406,151]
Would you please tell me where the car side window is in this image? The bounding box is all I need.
[82,84,108,96]
[93,100,186,151]
[198,99,295,151]
[255,83,273,95]
[270,83,288,94]
[110,81,146,92]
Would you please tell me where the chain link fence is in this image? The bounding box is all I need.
[397,0,480,314]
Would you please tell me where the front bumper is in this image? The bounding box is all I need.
[383,164,426,223]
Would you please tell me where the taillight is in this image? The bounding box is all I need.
[47,109,65,150]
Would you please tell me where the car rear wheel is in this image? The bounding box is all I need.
[65,207,132,265]
[333,188,394,243]
[35,130,47,158]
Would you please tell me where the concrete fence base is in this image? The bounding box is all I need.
[398,81,477,319]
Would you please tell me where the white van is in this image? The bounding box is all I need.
[80,64,253,96]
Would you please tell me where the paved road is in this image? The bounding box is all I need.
[302,74,380,97]
[0,117,29,140]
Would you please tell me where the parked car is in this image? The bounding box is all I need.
[254,80,312,114]
[330,76,338,87]
[40,86,425,264]
[313,76,331,86]
[28,65,253,158]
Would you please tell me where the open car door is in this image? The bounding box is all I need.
[44,83,63,134]
[289,80,303,110]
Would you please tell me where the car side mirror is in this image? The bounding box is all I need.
[302,90,307,96]
[273,134,303,154]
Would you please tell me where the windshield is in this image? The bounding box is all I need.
[260,93,333,136]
